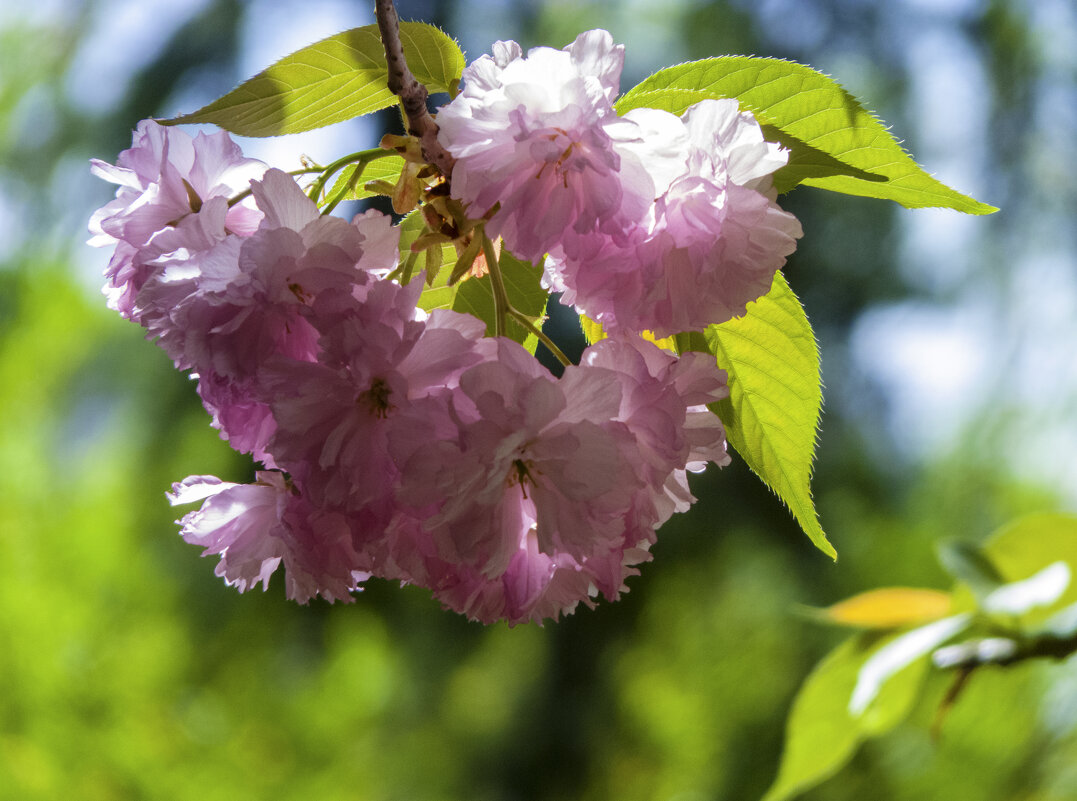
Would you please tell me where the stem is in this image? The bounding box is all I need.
[509,308,572,367]
[306,148,393,204]
[374,0,456,178]
[480,231,508,338]
[477,230,571,366]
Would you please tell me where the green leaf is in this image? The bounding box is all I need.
[452,248,548,354]
[981,562,1071,616]
[849,614,970,714]
[980,513,1077,628]
[618,58,997,214]
[165,23,465,137]
[937,540,1007,602]
[698,271,832,558]
[615,90,886,195]
[326,155,406,204]
[763,634,926,801]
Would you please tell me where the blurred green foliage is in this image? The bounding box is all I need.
[1,1,1076,799]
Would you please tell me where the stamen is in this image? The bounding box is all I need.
[357,378,394,418]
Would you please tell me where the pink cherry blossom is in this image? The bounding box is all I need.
[579,334,731,524]
[89,119,266,319]
[387,336,731,624]
[262,279,491,526]
[437,30,678,263]
[169,471,369,603]
[549,98,803,336]
[139,169,401,461]
[144,169,398,374]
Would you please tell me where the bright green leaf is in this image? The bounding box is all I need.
[619,58,996,213]
[165,23,465,136]
[615,89,886,195]
[326,155,406,204]
[700,271,832,558]
[452,248,548,354]
[763,634,926,801]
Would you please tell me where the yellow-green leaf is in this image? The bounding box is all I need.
[699,271,832,558]
[763,634,926,801]
[619,58,996,214]
[165,23,465,136]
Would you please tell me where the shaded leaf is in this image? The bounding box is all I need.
[806,588,953,630]
[619,59,996,213]
[1041,601,1077,639]
[453,248,548,353]
[165,23,465,136]
[938,539,1007,602]
[763,634,926,801]
[698,272,832,558]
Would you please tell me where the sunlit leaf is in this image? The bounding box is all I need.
[695,271,832,558]
[615,89,886,195]
[579,314,604,345]
[165,23,465,136]
[806,588,953,630]
[618,58,997,213]
[763,634,926,801]
[579,314,677,352]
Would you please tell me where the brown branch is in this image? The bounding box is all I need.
[375,0,456,179]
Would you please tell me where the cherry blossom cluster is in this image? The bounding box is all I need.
[88,28,804,624]
[437,30,803,337]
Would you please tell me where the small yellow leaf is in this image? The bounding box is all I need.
[579,314,605,344]
[640,329,677,353]
[810,588,952,629]
[578,315,676,353]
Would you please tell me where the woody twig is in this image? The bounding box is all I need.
[374,0,456,179]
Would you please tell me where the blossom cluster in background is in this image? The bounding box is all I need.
[88,29,805,624]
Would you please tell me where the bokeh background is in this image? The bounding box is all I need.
[2,0,1076,798]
